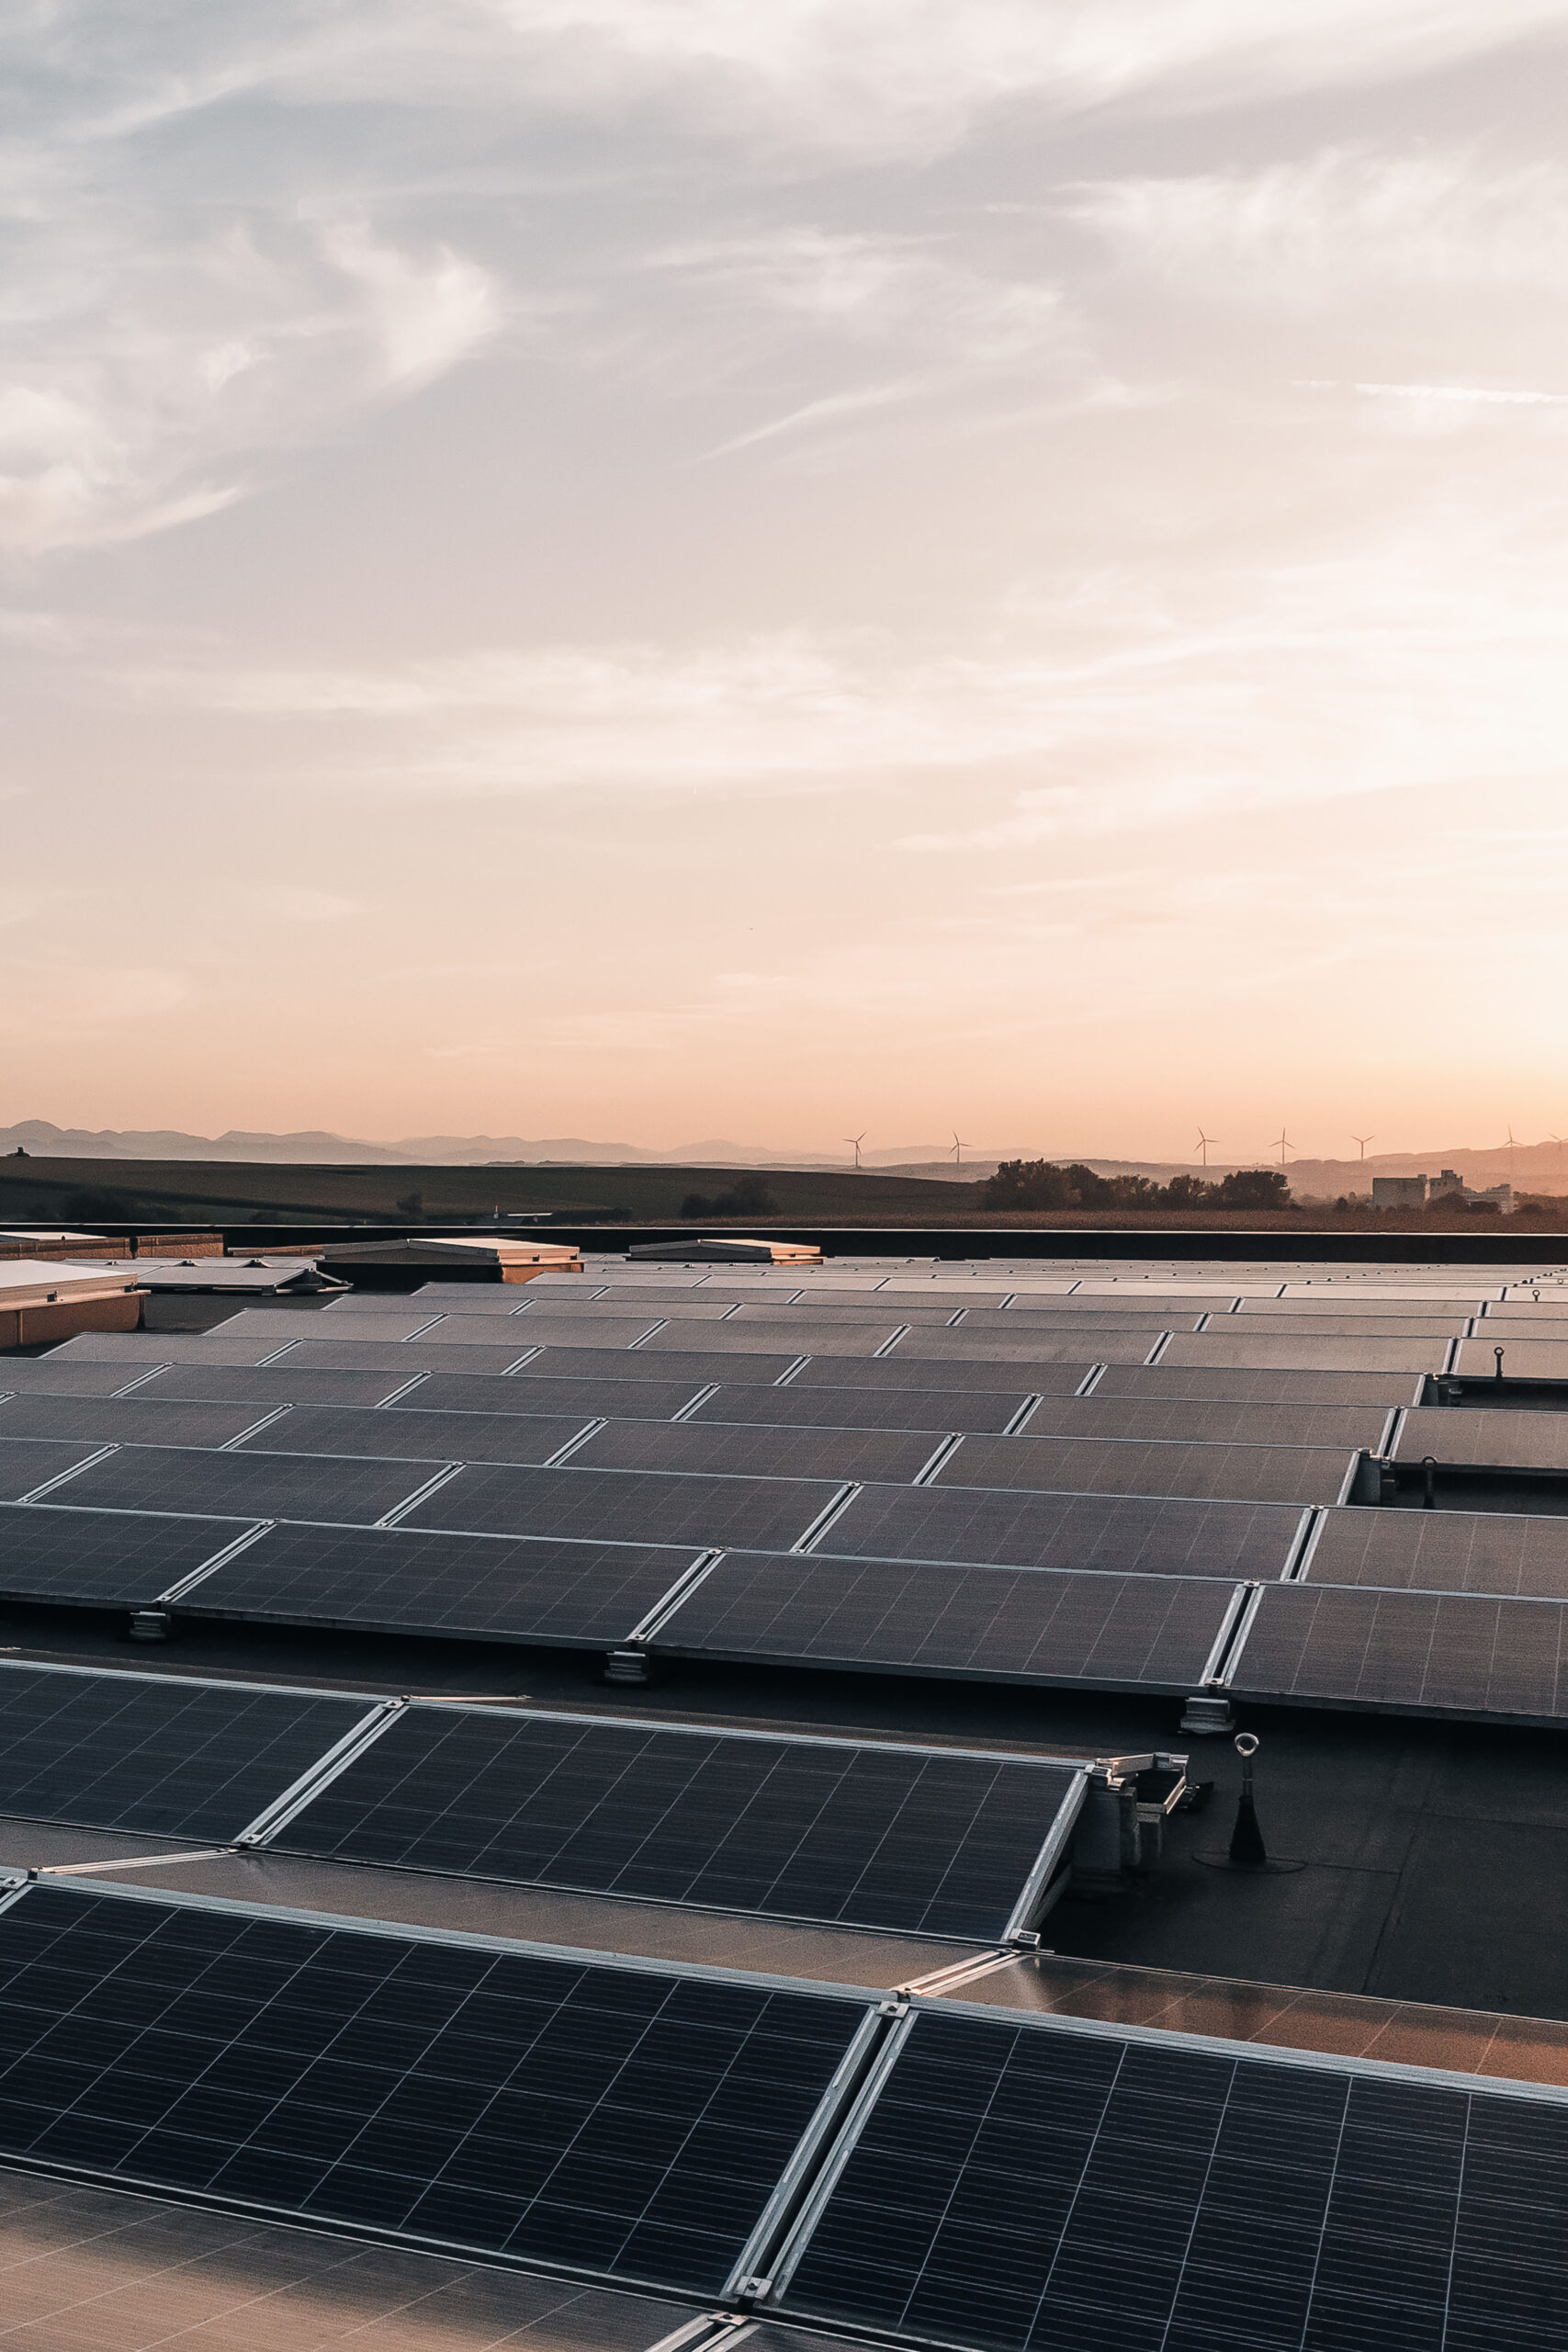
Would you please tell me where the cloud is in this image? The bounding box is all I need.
[0,196,502,549]
[1075,149,1568,300]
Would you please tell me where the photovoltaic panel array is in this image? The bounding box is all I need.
[1394,1407,1568,1473]
[0,1504,253,1609]
[790,1355,1096,1396]
[0,1439,117,1500]
[932,1433,1354,1506]
[774,2006,1568,2352]
[0,1361,177,1398]
[133,1365,432,1409]
[55,1445,447,1527]
[568,1419,940,1485]
[655,1554,1235,1690]
[1305,1505,1568,1597]
[1091,1363,1426,1408]
[0,1664,374,1840]
[1158,1332,1447,1374]
[187,1522,707,1645]
[276,1707,1082,1941]
[410,1371,712,1420]
[1010,1396,1391,1449]
[406,1463,838,1553]
[238,1404,596,1466]
[0,1882,871,2298]
[819,1486,1303,1578]
[689,1382,1032,1435]
[1228,1582,1568,1719]
[0,1396,285,1451]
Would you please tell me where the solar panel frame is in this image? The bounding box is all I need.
[405,1462,841,1553]
[234,1405,597,1466]
[568,1419,940,1485]
[1303,1504,1568,1598]
[818,1483,1306,1578]
[653,1552,1240,1691]
[56,1445,450,1528]
[688,1383,1032,1435]
[1228,1580,1568,1719]
[1393,1406,1568,1474]
[771,2001,1568,2352]
[1158,1332,1449,1373]
[0,1660,378,1842]
[0,1395,286,1452]
[1092,1364,1427,1408]
[932,1432,1356,1506]
[0,1879,875,2301]
[183,1521,714,1645]
[273,1704,1087,1942]
[0,1504,258,1608]
[0,1437,117,1501]
[127,1365,428,1408]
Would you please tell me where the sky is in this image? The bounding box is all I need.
[6,1,1568,1164]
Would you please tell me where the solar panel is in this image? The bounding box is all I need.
[1093,1364,1424,1408]
[773,2007,1568,2351]
[1305,1504,1568,1597]
[57,1446,444,1527]
[129,1365,423,1408]
[1394,1407,1568,1473]
[934,1433,1354,1506]
[1159,1332,1448,1374]
[0,1882,870,2297]
[630,1323,902,1358]
[517,1347,805,1388]
[186,1522,707,1645]
[237,1405,594,1465]
[0,1504,253,1607]
[42,1334,295,1365]
[1229,1582,1568,1718]
[1017,1396,1391,1449]
[516,1299,736,1321]
[1478,1316,1568,1339]
[820,1485,1303,1577]
[569,1419,939,1484]
[0,1361,168,1398]
[0,1396,283,1451]
[276,1340,533,1377]
[277,1707,1083,1940]
[250,1311,442,1343]
[722,1303,958,1327]
[407,1371,708,1419]
[690,1383,1031,1435]
[1224,1313,1466,1338]
[0,1438,110,1500]
[438,1315,665,1349]
[0,1664,373,1839]
[791,1356,1097,1396]
[656,1553,1235,1689]
[1456,1337,1568,1380]
[907,1335,1166,1373]
[406,1464,837,1553]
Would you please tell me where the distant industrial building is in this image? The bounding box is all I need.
[1371,1170,1514,1212]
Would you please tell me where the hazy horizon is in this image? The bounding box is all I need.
[8,5,1568,1155]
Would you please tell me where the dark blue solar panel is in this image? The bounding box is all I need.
[0,1883,869,2299]
[777,2007,1568,2351]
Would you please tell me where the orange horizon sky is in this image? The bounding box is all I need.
[7,4,1568,1165]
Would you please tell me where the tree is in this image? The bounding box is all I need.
[395,1190,424,1218]
[1215,1169,1290,1211]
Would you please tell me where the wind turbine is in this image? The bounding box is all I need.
[951,1131,970,1167]
[1352,1134,1374,1161]
[1506,1125,1518,1189]
[1195,1129,1217,1169]
[1551,1134,1565,1187]
[1275,1125,1294,1169]
[845,1132,866,1170]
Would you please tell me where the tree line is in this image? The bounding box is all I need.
[981,1160,1291,1212]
